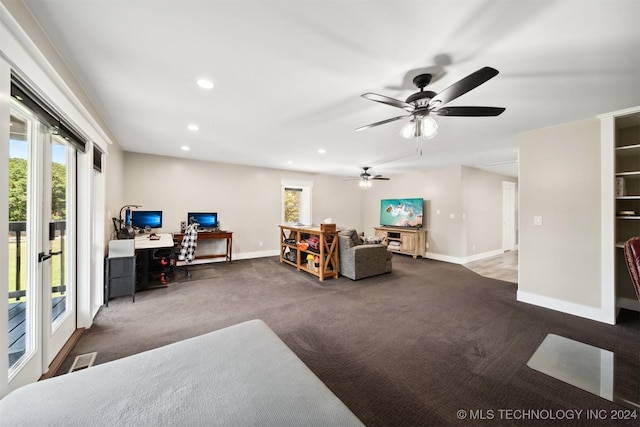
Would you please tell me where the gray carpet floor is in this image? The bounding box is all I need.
[60,255,640,426]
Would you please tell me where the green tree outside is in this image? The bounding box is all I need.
[8,157,67,301]
[8,157,66,220]
[284,189,300,223]
[8,158,27,221]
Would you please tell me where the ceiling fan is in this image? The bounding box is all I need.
[356,66,505,140]
[346,167,390,187]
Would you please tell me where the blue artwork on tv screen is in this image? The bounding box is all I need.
[380,198,423,228]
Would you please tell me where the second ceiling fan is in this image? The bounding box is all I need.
[356,66,505,140]
[346,167,390,187]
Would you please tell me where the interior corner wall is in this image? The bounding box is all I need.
[121,152,362,256]
[462,166,518,258]
[362,165,465,259]
[518,118,603,320]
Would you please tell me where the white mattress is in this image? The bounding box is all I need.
[0,319,363,427]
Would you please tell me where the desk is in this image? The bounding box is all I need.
[134,233,174,289]
[174,230,233,263]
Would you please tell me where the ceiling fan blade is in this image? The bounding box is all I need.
[361,93,414,112]
[433,106,505,117]
[355,114,411,132]
[372,176,390,180]
[428,67,499,108]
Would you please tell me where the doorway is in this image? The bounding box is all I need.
[502,181,517,251]
[7,102,77,390]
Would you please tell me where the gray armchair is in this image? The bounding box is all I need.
[338,229,392,280]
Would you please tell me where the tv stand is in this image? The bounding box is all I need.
[375,227,427,259]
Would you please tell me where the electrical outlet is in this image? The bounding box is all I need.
[534,216,543,226]
[259,241,264,247]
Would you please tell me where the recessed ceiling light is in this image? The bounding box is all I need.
[318,149,326,154]
[181,146,190,151]
[187,124,199,131]
[197,78,214,89]
[287,160,293,165]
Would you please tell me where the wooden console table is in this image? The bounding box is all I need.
[173,230,233,263]
[279,225,338,281]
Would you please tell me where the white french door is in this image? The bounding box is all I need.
[7,102,76,391]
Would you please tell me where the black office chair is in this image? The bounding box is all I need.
[156,239,192,283]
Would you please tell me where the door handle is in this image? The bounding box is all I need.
[38,252,53,262]
[49,250,62,256]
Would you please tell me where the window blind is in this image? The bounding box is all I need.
[10,72,87,153]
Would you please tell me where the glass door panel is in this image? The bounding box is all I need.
[8,112,32,371]
[50,138,69,326]
[44,131,76,366]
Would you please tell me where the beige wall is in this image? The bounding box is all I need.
[519,118,602,309]
[122,152,363,257]
[118,153,514,262]
[360,165,515,261]
[463,166,518,256]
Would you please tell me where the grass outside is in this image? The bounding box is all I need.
[8,234,65,303]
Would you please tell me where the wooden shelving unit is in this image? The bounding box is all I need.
[374,226,427,259]
[614,114,640,303]
[279,225,339,281]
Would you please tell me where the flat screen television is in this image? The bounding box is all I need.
[188,212,218,229]
[131,210,163,229]
[380,198,423,228]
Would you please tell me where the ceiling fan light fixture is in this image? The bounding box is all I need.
[400,120,416,138]
[359,179,372,188]
[401,116,437,140]
[420,116,438,139]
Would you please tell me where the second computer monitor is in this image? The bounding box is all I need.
[188,212,218,230]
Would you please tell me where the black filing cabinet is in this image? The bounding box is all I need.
[105,256,136,306]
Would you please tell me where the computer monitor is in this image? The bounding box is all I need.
[124,209,132,227]
[188,212,218,229]
[131,210,163,229]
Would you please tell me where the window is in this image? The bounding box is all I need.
[284,188,301,223]
[281,179,312,225]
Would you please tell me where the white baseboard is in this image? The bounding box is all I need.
[463,249,506,264]
[234,249,280,260]
[517,290,614,324]
[424,252,465,264]
[177,249,279,265]
[425,249,505,265]
[617,297,640,312]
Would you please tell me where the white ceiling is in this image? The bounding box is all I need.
[22,0,640,178]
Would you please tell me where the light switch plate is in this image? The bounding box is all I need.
[534,216,543,226]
